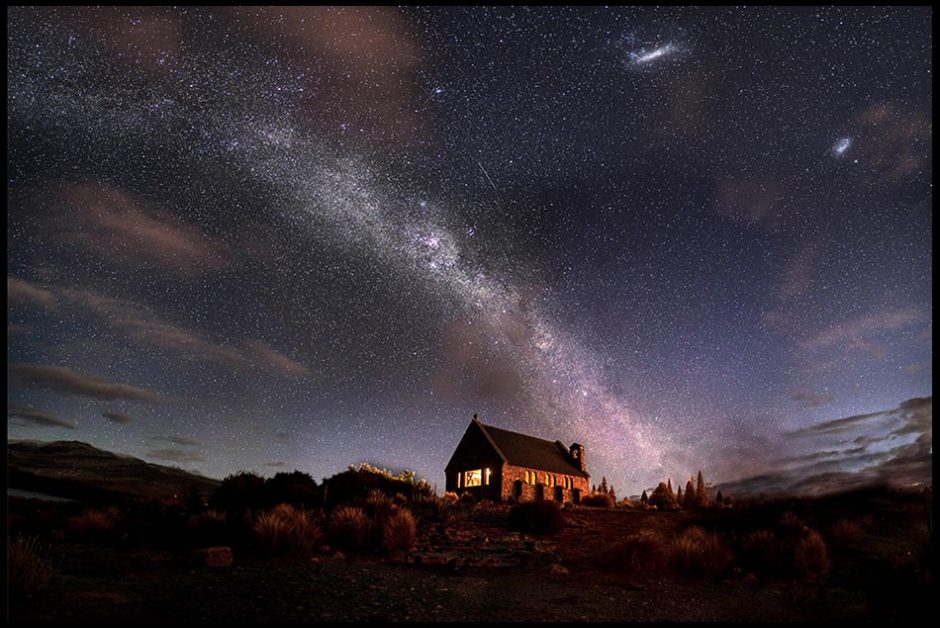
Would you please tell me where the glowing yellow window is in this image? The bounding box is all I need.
[484,468,491,485]
[463,469,482,487]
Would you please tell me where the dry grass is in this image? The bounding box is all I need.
[382,509,417,554]
[254,504,323,555]
[740,525,830,578]
[329,505,370,552]
[669,526,734,577]
[66,507,122,542]
[8,535,54,598]
[603,530,668,575]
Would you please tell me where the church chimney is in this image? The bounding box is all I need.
[569,443,586,472]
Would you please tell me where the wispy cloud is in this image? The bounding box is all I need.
[11,364,170,403]
[244,340,312,377]
[8,406,77,429]
[55,183,232,273]
[800,308,924,353]
[791,388,834,408]
[7,277,56,307]
[102,411,133,424]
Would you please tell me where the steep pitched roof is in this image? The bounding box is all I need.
[476,420,590,478]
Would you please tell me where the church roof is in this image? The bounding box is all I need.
[475,420,590,478]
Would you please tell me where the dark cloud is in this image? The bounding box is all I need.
[150,435,203,447]
[8,406,77,430]
[263,461,287,469]
[145,448,205,463]
[102,411,132,425]
[11,364,170,403]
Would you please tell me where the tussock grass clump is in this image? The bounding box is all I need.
[508,500,565,535]
[329,506,370,553]
[603,530,668,575]
[66,507,123,542]
[254,504,323,555]
[739,525,829,578]
[827,518,865,548]
[9,535,54,598]
[581,493,615,508]
[668,526,734,577]
[187,509,228,547]
[382,509,417,554]
[794,528,830,577]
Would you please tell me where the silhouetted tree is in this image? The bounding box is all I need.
[649,481,679,510]
[265,470,318,508]
[684,479,696,508]
[696,470,710,507]
[211,471,267,513]
[676,486,683,506]
[600,477,609,495]
[640,490,648,505]
[609,485,617,502]
[716,490,724,505]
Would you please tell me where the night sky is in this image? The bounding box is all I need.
[7,6,932,496]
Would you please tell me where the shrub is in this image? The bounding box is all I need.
[264,471,318,509]
[442,492,459,504]
[604,530,667,575]
[364,489,395,521]
[669,526,734,577]
[329,506,369,553]
[392,492,409,506]
[508,500,565,535]
[582,493,615,508]
[458,491,477,505]
[254,504,323,555]
[382,509,417,554]
[67,507,123,542]
[740,529,781,573]
[8,535,54,598]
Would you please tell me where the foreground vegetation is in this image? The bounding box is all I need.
[8,468,933,622]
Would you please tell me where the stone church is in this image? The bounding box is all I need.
[444,415,591,503]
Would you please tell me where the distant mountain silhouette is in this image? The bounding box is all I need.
[8,440,220,501]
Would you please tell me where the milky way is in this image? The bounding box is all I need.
[7,6,932,496]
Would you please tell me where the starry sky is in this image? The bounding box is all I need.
[7,6,932,496]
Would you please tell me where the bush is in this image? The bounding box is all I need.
[364,489,395,521]
[67,507,123,542]
[669,526,734,577]
[211,471,267,513]
[329,506,370,553]
[603,530,668,575]
[8,535,54,598]
[458,491,477,505]
[582,493,615,508]
[382,509,417,554]
[264,471,318,509]
[508,500,565,535]
[442,491,459,504]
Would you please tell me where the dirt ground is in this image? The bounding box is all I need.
[10,500,933,623]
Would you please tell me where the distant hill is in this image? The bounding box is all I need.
[8,440,220,501]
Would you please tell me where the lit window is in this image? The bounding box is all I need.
[463,469,482,487]
[484,468,491,485]
[457,473,462,489]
